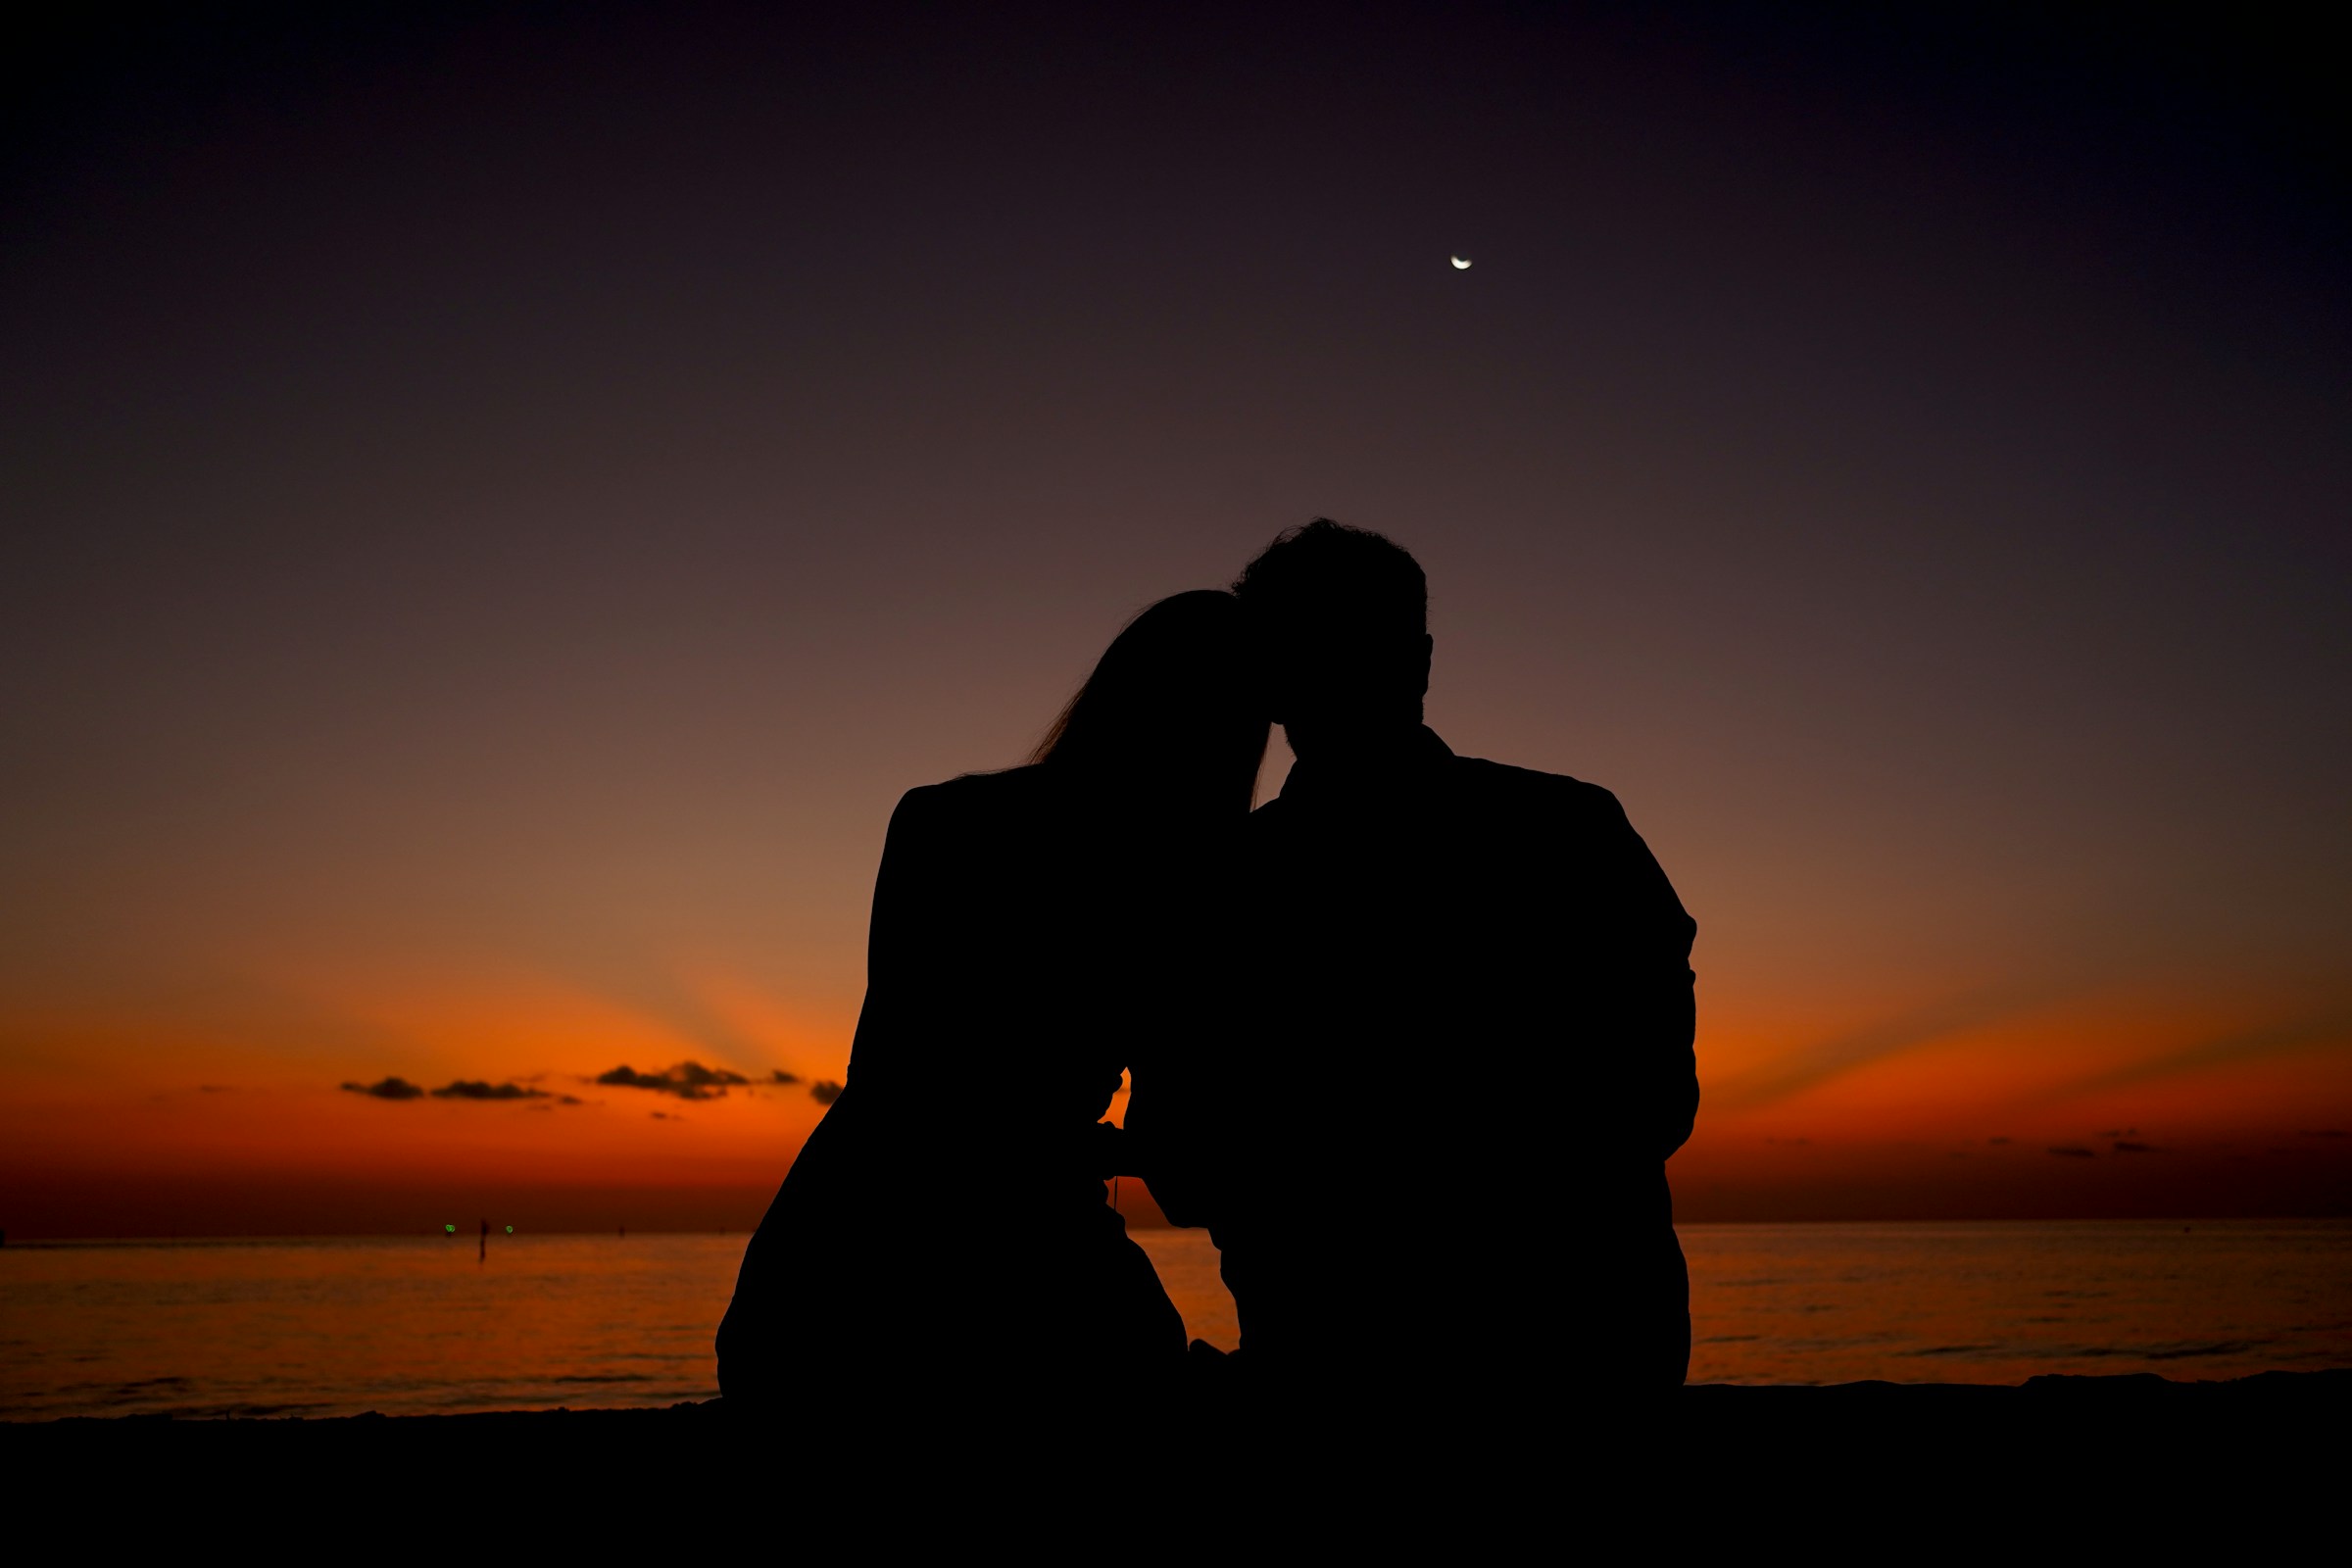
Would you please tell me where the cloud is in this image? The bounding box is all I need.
[430,1080,548,1101]
[596,1061,755,1100]
[770,1069,803,1085]
[558,1094,583,1105]
[343,1075,563,1102]
[2046,1145,2096,1157]
[2112,1141,2160,1153]
[197,1085,234,1094]
[2054,1013,2352,1100]
[809,1080,843,1105]
[342,1077,425,1101]
[1707,984,2059,1111]
[1987,1137,2012,1145]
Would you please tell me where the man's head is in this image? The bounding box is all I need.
[1232,519,1432,756]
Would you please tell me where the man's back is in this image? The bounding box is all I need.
[1221,726,1697,1392]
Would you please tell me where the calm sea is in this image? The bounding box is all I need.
[2,1220,2346,1418]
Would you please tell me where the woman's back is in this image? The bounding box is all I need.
[718,590,1263,1409]
[847,766,1140,1150]
[718,767,1199,1403]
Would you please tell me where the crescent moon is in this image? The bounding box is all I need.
[1450,257,1472,269]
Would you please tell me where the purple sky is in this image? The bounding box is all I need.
[4,4,2346,1230]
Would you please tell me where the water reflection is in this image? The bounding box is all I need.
[1,1221,2345,1417]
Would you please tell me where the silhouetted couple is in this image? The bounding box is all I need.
[718,521,1697,1421]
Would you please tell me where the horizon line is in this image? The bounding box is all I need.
[9,1213,2352,1246]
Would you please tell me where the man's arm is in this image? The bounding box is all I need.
[1608,793,1697,1158]
[1561,781,1698,1161]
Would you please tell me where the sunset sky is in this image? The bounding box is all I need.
[4,3,2346,1235]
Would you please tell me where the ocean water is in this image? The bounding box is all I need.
[1,1221,2345,1419]
[1680,1220,2352,1385]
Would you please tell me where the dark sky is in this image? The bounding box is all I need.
[4,3,2347,1229]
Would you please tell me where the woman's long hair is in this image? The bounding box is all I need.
[1029,590,1269,814]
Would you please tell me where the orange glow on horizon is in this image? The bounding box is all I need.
[2,955,2345,1237]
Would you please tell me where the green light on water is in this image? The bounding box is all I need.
[444,1223,456,1233]
[505,1225,514,1234]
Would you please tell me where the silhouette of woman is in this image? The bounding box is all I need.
[718,590,1266,1408]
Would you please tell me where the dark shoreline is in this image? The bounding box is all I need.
[6,1367,2345,1432]
[8,1373,2341,1538]
[8,1365,2345,1424]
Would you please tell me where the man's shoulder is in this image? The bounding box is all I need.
[1446,753,1627,819]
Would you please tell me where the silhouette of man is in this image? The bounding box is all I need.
[1138,519,1697,1403]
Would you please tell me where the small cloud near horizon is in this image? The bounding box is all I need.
[431,1080,547,1102]
[2047,1145,2096,1158]
[597,1061,754,1100]
[810,1080,843,1105]
[343,1077,424,1101]
[2113,1141,2161,1153]
[770,1069,802,1085]
[342,1076,559,1102]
